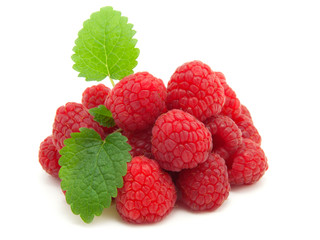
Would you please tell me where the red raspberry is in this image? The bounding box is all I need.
[240,104,252,120]
[205,115,242,154]
[122,128,153,158]
[227,139,268,185]
[81,84,111,109]
[39,136,61,178]
[233,114,261,145]
[166,61,225,122]
[176,152,230,211]
[151,109,212,172]
[106,72,167,132]
[116,156,177,224]
[52,102,105,150]
[81,86,118,136]
[214,72,241,119]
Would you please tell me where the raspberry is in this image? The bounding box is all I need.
[80,84,118,136]
[240,104,252,120]
[214,72,241,119]
[176,152,230,211]
[233,114,261,145]
[116,156,177,224]
[122,128,153,158]
[52,102,105,150]
[166,60,225,122]
[205,115,242,154]
[227,139,268,185]
[151,109,212,172]
[106,72,167,132]
[39,136,61,178]
[82,84,111,109]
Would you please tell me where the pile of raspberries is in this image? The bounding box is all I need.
[39,60,268,224]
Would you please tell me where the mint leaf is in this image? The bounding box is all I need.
[89,105,115,128]
[72,6,139,82]
[59,128,131,223]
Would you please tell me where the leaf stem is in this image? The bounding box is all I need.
[114,128,123,133]
[109,77,115,88]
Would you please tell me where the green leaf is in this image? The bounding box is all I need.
[72,6,140,82]
[89,105,115,128]
[59,128,131,223]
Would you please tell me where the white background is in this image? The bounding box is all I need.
[1,0,319,239]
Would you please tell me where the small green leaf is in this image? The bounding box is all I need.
[89,105,115,128]
[59,128,131,223]
[72,6,140,82]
